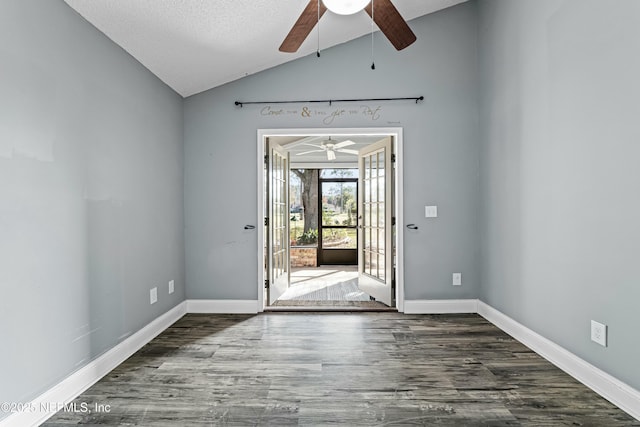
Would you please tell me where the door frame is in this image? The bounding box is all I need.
[257,128,405,312]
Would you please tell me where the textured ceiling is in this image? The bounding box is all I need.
[64,0,467,97]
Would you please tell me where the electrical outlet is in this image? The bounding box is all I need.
[150,287,158,305]
[168,280,175,294]
[591,320,607,347]
[452,273,462,286]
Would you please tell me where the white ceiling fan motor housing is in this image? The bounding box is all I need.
[322,0,371,15]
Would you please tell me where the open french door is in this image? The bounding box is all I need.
[358,137,394,306]
[267,139,290,305]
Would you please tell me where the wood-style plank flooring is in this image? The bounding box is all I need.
[44,313,639,426]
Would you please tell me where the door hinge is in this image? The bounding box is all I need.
[264,154,268,165]
[264,217,269,226]
[264,280,270,289]
[391,153,396,163]
[392,217,396,226]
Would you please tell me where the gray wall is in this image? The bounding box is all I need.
[183,2,481,301]
[0,0,185,415]
[478,0,640,390]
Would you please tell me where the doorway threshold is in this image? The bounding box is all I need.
[265,300,396,312]
[265,306,397,312]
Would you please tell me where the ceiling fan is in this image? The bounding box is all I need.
[296,138,359,161]
[279,0,417,53]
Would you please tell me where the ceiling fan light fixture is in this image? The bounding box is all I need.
[322,0,371,15]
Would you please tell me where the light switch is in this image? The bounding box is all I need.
[425,206,438,218]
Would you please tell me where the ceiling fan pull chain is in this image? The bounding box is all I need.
[370,0,375,70]
[317,0,321,57]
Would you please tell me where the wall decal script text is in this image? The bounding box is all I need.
[260,105,383,125]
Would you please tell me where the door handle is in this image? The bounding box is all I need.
[406,224,418,230]
[244,225,256,230]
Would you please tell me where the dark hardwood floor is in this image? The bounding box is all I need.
[44,313,638,426]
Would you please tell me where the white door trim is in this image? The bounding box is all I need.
[257,128,404,311]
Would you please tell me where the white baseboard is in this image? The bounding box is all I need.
[477,301,640,421]
[403,299,478,314]
[0,302,187,427]
[186,299,258,314]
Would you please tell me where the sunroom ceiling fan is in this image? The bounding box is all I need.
[279,0,417,53]
[296,138,358,161]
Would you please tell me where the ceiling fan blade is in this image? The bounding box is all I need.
[327,150,337,161]
[334,140,356,149]
[302,143,325,149]
[297,149,325,156]
[364,0,417,51]
[279,0,328,53]
[336,149,358,155]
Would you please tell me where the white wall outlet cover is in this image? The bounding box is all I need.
[590,320,607,347]
[150,287,158,305]
[168,280,175,294]
[425,206,438,218]
[452,273,462,286]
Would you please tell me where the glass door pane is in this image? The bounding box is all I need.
[268,143,290,305]
[321,181,357,249]
[362,148,385,282]
[358,136,393,306]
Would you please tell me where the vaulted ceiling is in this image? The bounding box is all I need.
[64,0,467,97]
